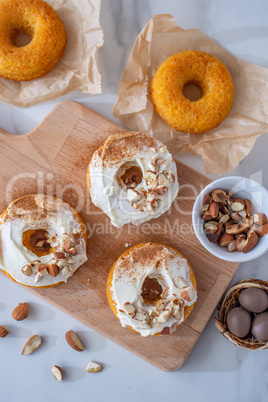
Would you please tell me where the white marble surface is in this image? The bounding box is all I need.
[0,1,268,401]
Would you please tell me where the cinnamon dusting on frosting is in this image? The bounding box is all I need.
[115,243,170,280]
[0,195,87,287]
[4,195,60,223]
[89,131,179,227]
[95,132,156,168]
[110,243,197,336]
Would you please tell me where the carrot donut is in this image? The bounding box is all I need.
[150,50,234,134]
[0,195,87,287]
[0,0,67,81]
[87,131,179,228]
[107,243,197,337]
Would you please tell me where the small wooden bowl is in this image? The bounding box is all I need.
[215,279,268,350]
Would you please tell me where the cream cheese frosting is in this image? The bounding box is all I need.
[110,243,197,337]
[0,195,87,287]
[88,132,179,228]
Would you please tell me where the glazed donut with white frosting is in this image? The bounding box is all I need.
[107,243,197,337]
[0,195,87,287]
[87,132,179,228]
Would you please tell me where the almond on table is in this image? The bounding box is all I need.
[65,330,84,352]
[51,365,63,382]
[21,335,42,355]
[0,326,9,337]
[86,362,103,373]
[12,303,28,321]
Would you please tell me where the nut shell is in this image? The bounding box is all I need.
[211,189,228,203]
[209,202,219,219]
[219,232,234,247]
[242,231,259,253]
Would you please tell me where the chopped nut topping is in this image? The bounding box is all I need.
[47,264,59,277]
[38,264,48,276]
[21,264,32,276]
[180,286,194,302]
[172,309,182,320]
[159,145,167,153]
[173,277,188,289]
[68,247,77,255]
[62,266,71,276]
[35,272,42,283]
[127,189,142,203]
[75,244,84,254]
[134,309,149,322]
[54,252,66,259]
[123,302,135,317]
[157,310,171,323]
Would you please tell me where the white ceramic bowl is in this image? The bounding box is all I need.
[192,176,268,262]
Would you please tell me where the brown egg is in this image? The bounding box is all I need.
[239,287,268,313]
[227,307,251,338]
[252,312,268,341]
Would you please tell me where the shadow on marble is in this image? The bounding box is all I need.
[32,335,58,356]
[234,54,268,69]
[179,315,249,373]
[76,330,107,352]
[0,106,40,136]
[177,251,268,372]
[99,0,148,94]
[27,302,55,322]
[4,325,32,339]
[0,302,6,312]
[212,26,268,45]
[61,365,86,382]
[80,100,118,122]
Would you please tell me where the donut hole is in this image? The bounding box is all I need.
[183,82,203,101]
[22,229,52,257]
[141,276,163,305]
[10,26,33,48]
[117,162,143,189]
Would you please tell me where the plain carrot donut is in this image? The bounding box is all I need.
[107,242,197,337]
[150,50,234,134]
[0,0,67,81]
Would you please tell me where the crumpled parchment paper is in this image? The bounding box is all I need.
[113,14,268,174]
[0,0,103,107]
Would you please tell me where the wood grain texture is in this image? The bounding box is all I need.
[0,101,240,371]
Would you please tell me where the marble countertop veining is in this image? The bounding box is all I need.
[0,1,268,401]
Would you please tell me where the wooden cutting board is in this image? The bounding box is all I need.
[0,101,240,371]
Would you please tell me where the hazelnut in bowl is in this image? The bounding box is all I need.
[192,176,268,262]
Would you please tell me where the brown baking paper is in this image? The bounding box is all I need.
[113,14,268,174]
[0,0,103,107]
